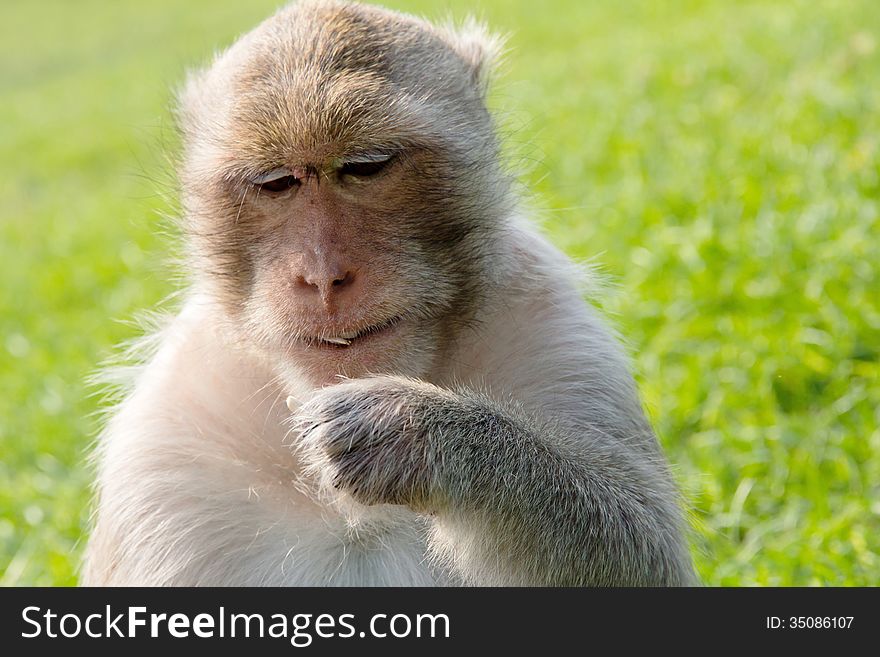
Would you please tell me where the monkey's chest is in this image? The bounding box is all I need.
[281,512,441,586]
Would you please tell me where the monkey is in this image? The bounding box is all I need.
[82,0,696,586]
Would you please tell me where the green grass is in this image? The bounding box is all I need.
[2,0,878,586]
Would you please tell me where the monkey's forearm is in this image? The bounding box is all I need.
[420,394,693,586]
[295,377,693,586]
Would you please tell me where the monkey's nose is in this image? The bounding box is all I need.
[296,268,357,299]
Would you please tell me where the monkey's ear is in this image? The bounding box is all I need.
[438,18,506,94]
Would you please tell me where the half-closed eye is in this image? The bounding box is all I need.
[339,153,395,178]
[251,168,300,193]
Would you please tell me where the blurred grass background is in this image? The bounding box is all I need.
[1,0,878,586]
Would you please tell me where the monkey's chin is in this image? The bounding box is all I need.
[281,318,425,388]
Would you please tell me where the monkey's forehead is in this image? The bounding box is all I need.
[174,0,496,172]
[181,0,483,143]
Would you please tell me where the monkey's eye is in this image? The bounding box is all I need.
[339,155,394,178]
[252,169,300,193]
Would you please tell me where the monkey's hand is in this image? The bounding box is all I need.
[291,375,452,510]
[292,375,694,585]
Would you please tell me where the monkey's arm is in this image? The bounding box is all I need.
[294,376,694,586]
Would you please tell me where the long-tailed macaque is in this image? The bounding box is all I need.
[83,0,695,586]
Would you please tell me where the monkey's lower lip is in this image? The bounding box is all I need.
[306,316,402,349]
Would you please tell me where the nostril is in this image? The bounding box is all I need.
[294,275,315,290]
[332,271,354,288]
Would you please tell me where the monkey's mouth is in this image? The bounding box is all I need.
[306,315,402,349]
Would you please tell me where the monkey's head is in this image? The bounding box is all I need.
[178,0,509,385]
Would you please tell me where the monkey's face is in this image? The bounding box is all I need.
[179,2,507,385]
[212,150,476,385]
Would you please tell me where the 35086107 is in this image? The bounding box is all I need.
[766,616,854,629]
